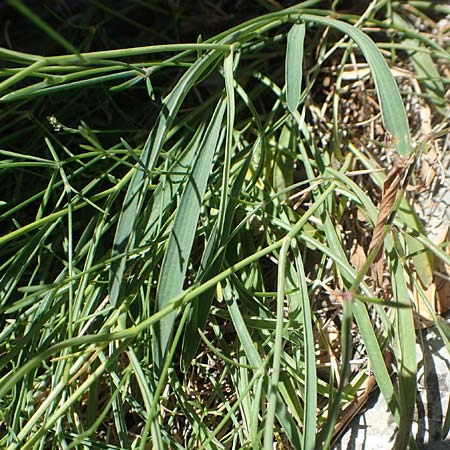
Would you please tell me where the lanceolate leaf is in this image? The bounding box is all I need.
[292,241,317,450]
[285,22,306,113]
[301,14,412,156]
[179,51,240,371]
[180,144,253,371]
[152,100,226,372]
[387,237,417,450]
[109,50,224,307]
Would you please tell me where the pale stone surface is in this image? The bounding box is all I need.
[333,122,450,450]
[332,325,450,450]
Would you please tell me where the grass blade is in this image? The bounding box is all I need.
[285,22,306,113]
[152,100,226,372]
[388,235,417,450]
[109,49,224,307]
[264,237,290,450]
[301,14,412,156]
[292,240,317,450]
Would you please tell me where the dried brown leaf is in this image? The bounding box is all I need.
[368,154,414,286]
[368,165,404,285]
[350,242,366,272]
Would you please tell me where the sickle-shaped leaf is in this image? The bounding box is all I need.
[301,14,412,156]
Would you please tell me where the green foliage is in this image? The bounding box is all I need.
[1,1,449,449]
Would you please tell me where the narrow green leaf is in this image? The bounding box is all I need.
[264,237,290,450]
[217,50,236,241]
[285,22,306,113]
[300,228,402,425]
[388,236,417,450]
[152,100,226,372]
[225,281,303,449]
[398,200,434,288]
[292,241,317,450]
[136,125,205,246]
[108,75,142,92]
[109,49,224,307]
[318,296,353,450]
[225,280,262,368]
[110,346,131,449]
[179,51,240,370]
[180,143,253,370]
[301,14,412,156]
[145,75,155,100]
[0,60,45,94]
